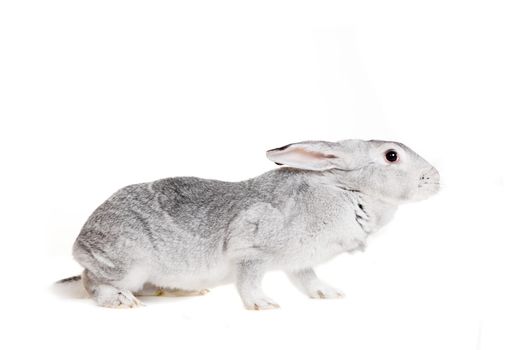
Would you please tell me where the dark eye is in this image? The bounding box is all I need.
[385,150,398,162]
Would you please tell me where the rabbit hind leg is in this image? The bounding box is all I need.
[136,282,209,297]
[82,270,143,308]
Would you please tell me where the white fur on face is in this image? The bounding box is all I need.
[336,140,440,204]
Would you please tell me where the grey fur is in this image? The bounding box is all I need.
[67,139,440,309]
[56,275,81,283]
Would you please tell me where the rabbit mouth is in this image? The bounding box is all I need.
[418,182,440,188]
[416,182,440,199]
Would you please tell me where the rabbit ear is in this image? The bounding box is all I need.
[266,141,344,171]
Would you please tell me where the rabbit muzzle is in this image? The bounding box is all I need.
[415,166,440,200]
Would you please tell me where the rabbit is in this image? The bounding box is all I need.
[57,139,440,309]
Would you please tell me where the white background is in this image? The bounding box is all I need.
[1,1,523,349]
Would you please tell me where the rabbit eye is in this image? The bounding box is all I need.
[385,150,398,162]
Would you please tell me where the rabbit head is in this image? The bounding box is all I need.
[266,139,440,204]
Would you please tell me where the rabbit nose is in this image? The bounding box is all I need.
[420,167,440,183]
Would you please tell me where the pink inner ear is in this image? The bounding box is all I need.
[267,143,341,171]
[267,146,339,171]
[285,147,337,160]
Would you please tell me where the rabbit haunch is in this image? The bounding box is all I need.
[65,139,439,309]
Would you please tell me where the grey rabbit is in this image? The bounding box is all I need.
[57,139,440,309]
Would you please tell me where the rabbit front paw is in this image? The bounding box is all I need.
[307,284,345,299]
[243,297,280,310]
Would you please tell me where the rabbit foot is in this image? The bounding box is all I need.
[308,285,345,299]
[244,297,280,310]
[100,289,144,308]
[155,288,210,297]
[136,283,210,297]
